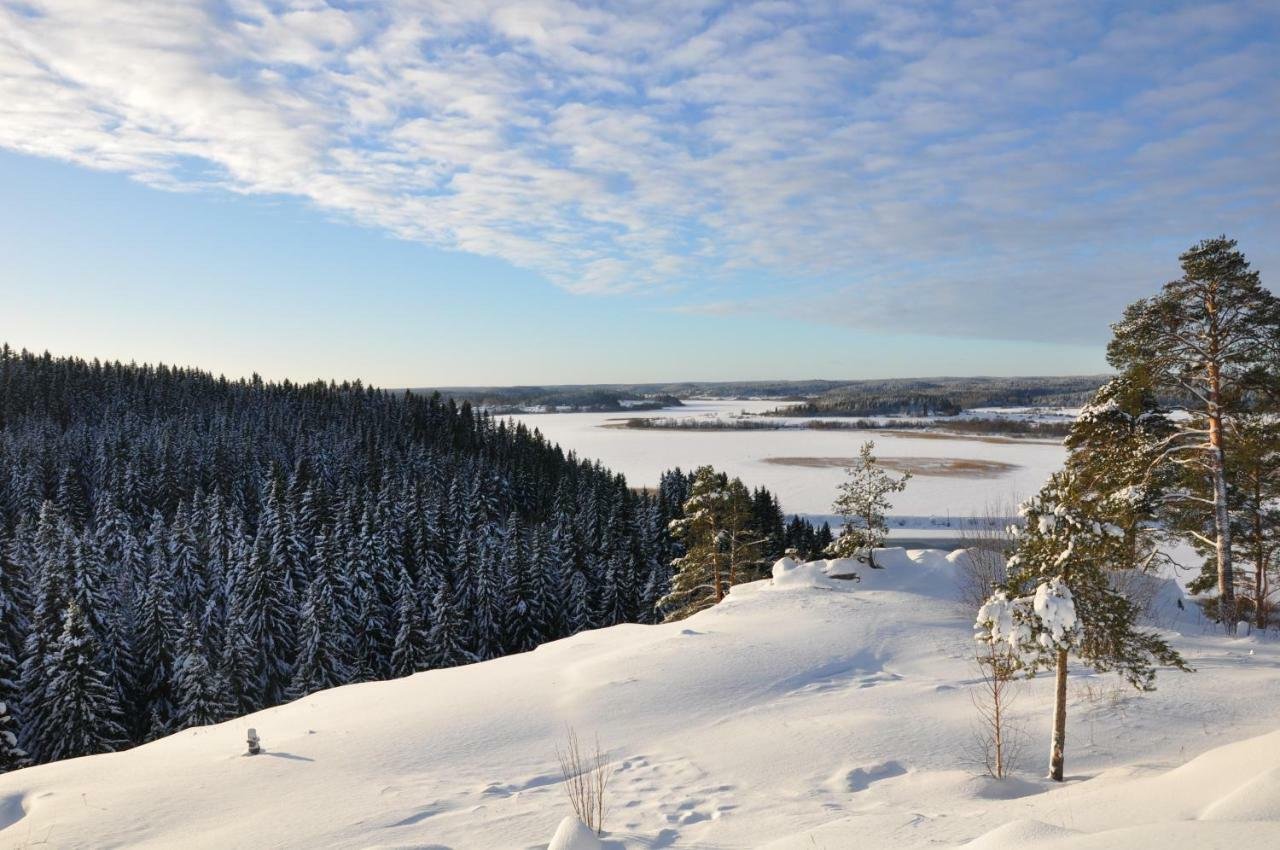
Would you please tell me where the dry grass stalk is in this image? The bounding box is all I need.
[555,726,611,835]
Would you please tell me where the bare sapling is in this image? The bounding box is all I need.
[556,726,611,835]
[971,639,1024,779]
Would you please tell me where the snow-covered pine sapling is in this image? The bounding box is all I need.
[827,441,910,569]
[975,471,1188,782]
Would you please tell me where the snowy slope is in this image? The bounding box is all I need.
[0,550,1277,849]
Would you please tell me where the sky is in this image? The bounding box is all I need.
[1,0,1277,387]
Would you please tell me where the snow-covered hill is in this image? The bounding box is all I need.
[0,550,1277,849]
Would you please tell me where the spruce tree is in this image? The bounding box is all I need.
[503,517,543,653]
[42,602,127,762]
[428,575,474,669]
[241,529,296,706]
[172,613,234,730]
[132,556,179,738]
[289,536,351,696]
[0,641,28,773]
[390,567,429,677]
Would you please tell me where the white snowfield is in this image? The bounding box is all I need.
[1,550,1277,849]
[509,400,1065,521]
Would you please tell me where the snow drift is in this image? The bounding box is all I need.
[0,549,1276,849]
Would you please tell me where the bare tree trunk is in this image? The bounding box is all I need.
[1256,483,1267,630]
[713,552,723,602]
[1206,356,1236,634]
[1209,427,1236,632]
[1049,649,1068,782]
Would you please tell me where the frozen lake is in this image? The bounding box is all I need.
[507,399,1066,529]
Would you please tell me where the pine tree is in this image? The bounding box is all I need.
[1107,236,1280,631]
[42,602,128,762]
[660,467,764,621]
[976,470,1187,782]
[1064,375,1177,572]
[661,466,728,621]
[1198,416,1280,629]
[827,441,910,568]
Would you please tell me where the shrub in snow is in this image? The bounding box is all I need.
[555,727,611,836]
[969,637,1025,780]
[976,470,1187,782]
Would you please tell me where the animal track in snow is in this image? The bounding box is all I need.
[609,754,738,834]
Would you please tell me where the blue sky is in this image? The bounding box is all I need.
[1,1,1276,386]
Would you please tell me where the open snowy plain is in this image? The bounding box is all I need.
[0,550,1275,849]
[510,400,1066,531]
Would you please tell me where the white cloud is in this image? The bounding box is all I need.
[0,0,1276,338]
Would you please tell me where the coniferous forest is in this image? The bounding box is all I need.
[0,347,824,771]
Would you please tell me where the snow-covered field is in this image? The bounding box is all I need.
[2,550,1275,849]
[510,400,1066,527]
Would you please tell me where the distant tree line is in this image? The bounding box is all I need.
[620,415,1071,438]
[761,375,1112,419]
[0,348,824,772]
[773,393,964,417]
[409,386,683,414]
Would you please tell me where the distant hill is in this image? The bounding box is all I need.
[410,375,1112,416]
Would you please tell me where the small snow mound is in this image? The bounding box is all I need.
[769,558,850,590]
[0,793,26,832]
[1200,766,1280,821]
[547,815,602,850]
[963,818,1081,848]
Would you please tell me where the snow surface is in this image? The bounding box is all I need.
[509,400,1065,521]
[547,816,601,850]
[0,549,1276,849]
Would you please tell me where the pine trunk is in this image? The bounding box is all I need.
[1205,354,1236,634]
[1049,648,1068,782]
